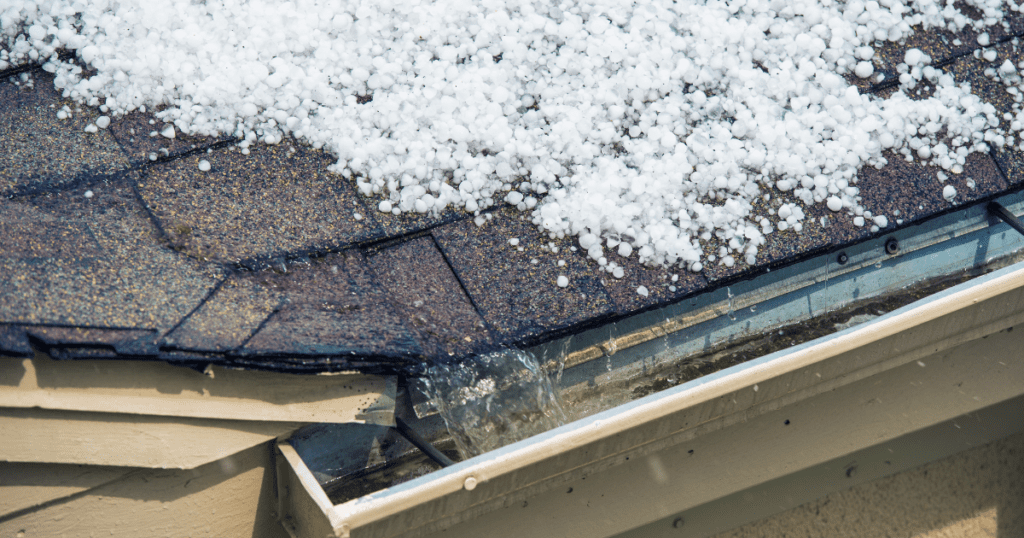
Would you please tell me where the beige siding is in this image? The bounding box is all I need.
[0,442,289,538]
[0,407,301,469]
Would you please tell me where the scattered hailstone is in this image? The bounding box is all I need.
[95,116,110,129]
[636,286,650,297]
[83,123,98,133]
[0,0,1015,276]
[198,159,211,172]
[854,62,875,79]
[943,185,958,201]
[556,275,569,288]
[83,190,93,198]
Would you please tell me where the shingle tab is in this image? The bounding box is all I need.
[433,208,615,345]
[107,110,236,167]
[163,276,280,353]
[24,326,158,359]
[0,325,33,357]
[136,144,384,264]
[0,70,129,196]
[367,236,495,358]
[239,250,423,371]
[0,173,225,332]
[941,41,1024,186]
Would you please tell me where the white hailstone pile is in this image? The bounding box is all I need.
[0,0,1018,277]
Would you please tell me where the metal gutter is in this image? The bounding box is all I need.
[278,244,1024,537]
[543,190,1024,381]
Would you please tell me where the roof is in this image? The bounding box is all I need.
[2,22,1024,375]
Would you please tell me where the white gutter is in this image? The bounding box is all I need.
[278,255,1024,538]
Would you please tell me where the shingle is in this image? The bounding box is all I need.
[372,204,467,239]
[366,235,495,358]
[940,41,1024,186]
[136,143,384,264]
[0,69,129,196]
[0,325,33,357]
[162,275,280,353]
[0,173,225,332]
[106,110,236,167]
[24,326,158,359]
[433,208,615,345]
[701,188,834,284]
[239,250,423,370]
[807,151,1007,247]
[599,253,708,315]
[0,200,104,259]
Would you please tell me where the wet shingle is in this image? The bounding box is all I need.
[0,69,129,196]
[599,254,708,315]
[0,173,225,332]
[433,208,615,345]
[25,326,158,359]
[163,276,280,353]
[0,201,103,259]
[809,151,1006,246]
[0,325,33,357]
[136,144,384,264]
[107,110,236,166]
[240,250,423,370]
[371,203,468,240]
[941,41,1024,186]
[367,235,495,358]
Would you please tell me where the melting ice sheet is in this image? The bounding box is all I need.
[423,348,566,459]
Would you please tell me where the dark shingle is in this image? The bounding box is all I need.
[941,41,1024,186]
[162,276,280,353]
[0,173,225,332]
[136,144,384,264]
[433,208,615,345]
[25,326,158,359]
[367,235,495,358]
[0,70,129,196]
[0,325,33,357]
[107,110,236,166]
[239,250,423,370]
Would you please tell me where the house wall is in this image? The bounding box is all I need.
[0,441,290,538]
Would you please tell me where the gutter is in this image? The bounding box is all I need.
[276,198,1024,537]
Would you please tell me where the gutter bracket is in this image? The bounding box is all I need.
[988,202,1024,237]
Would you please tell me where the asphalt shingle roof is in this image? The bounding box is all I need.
[3,23,1024,375]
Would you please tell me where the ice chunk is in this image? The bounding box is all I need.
[826,196,843,212]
